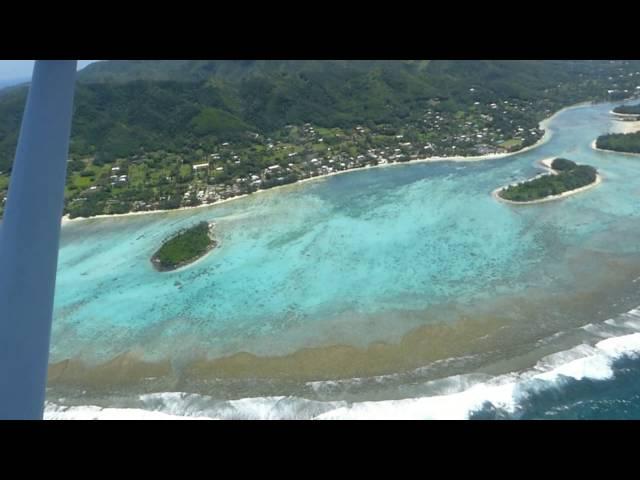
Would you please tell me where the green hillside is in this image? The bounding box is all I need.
[0,60,639,218]
[1,60,638,173]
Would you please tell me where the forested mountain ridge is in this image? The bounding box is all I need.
[1,60,639,173]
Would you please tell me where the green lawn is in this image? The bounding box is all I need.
[129,164,147,187]
[71,175,94,189]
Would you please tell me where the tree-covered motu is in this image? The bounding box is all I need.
[151,221,216,271]
[596,131,640,154]
[613,103,640,115]
[500,160,597,202]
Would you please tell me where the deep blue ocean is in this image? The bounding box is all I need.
[471,355,640,420]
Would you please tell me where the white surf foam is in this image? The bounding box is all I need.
[44,401,213,420]
[315,332,640,419]
[44,323,640,420]
[315,376,520,420]
[137,392,346,420]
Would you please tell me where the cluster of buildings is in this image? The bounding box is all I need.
[169,100,549,204]
[109,166,128,185]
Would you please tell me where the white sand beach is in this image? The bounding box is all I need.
[612,120,640,134]
[609,110,640,119]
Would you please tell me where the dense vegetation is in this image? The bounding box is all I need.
[151,221,215,271]
[1,60,639,218]
[596,131,640,154]
[550,157,577,171]
[1,60,638,173]
[500,159,597,202]
[613,103,640,115]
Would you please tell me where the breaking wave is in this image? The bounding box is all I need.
[45,308,640,420]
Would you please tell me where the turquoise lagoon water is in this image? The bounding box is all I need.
[47,101,640,417]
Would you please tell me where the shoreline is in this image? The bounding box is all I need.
[609,116,640,135]
[591,139,640,158]
[609,110,640,119]
[44,317,640,419]
[492,157,603,205]
[61,102,584,226]
[589,109,640,156]
[151,222,218,273]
